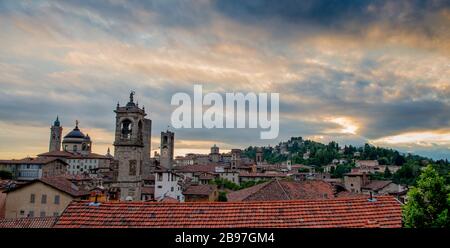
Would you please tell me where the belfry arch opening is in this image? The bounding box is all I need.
[121,119,133,139]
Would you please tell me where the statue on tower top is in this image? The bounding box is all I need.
[129,91,135,103]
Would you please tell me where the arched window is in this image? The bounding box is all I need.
[121,119,133,139]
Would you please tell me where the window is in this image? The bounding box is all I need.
[73,145,77,152]
[129,160,137,176]
[157,185,162,189]
[171,187,174,192]
[30,194,35,203]
[40,211,46,217]
[350,184,354,187]
[54,195,60,204]
[121,119,133,139]
[41,194,47,204]
[28,211,34,218]
[20,210,25,215]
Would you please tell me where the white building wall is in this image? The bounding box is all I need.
[154,172,184,202]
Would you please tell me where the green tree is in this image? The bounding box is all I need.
[0,170,13,179]
[384,166,392,178]
[218,191,227,202]
[393,161,421,185]
[403,165,450,228]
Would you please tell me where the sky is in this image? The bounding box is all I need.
[0,0,449,160]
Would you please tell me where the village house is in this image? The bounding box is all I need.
[3,177,89,219]
[0,157,68,181]
[183,184,218,202]
[154,169,185,202]
[238,172,289,184]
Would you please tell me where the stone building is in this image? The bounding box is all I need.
[209,144,220,163]
[255,147,263,165]
[113,92,152,201]
[231,149,241,169]
[49,116,62,152]
[160,130,174,169]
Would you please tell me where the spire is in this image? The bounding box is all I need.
[75,120,79,129]
[53,115,60,127]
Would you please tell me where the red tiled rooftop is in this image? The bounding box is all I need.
[362,180,393,191]
[227,179,335,202]
[0,217,57,228]
[6,177,89,197]
[54,196,402,228]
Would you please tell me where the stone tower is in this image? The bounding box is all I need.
[113,91,152,201]
[255,147,263,165]
[160,130,174,169]
[231,149,241,169]
[49,116,62,152]
[209,144,220,163]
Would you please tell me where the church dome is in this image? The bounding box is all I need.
[64,121,86,139]
[64,128,85,139]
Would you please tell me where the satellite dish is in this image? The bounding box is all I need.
[125,196,133,201]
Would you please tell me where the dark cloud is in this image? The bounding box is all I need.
[213,0,450,35]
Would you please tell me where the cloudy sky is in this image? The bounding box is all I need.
[0,0,449,160]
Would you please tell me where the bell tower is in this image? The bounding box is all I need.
[114,91,152,201]
[160,130,174,169]
[49,116,62,152]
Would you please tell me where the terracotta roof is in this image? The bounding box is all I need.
[227,179,335,202]
[37,150,74,158]
[141,186,155,195]
[0,180,26,192]
[175,164,218,173]
[362,180,393,191]
[54,196,402,228]
[0,157,67,165]
[198,173,215,180]
[37,151,110,159]
[6,177,89,197]
[239,172,288,178]
[159,196,179,203]
[0,217,57,228]
[183,184,217,196]
[69,153,110,159]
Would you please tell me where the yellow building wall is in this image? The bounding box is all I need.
[5,182,76,219]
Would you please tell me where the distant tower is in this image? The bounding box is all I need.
[113,91,152,201]
[49,116,62,152]
[160,130,174,169]
[209,144,220,163]
[231,149,241,169]
[255,147,263,165]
